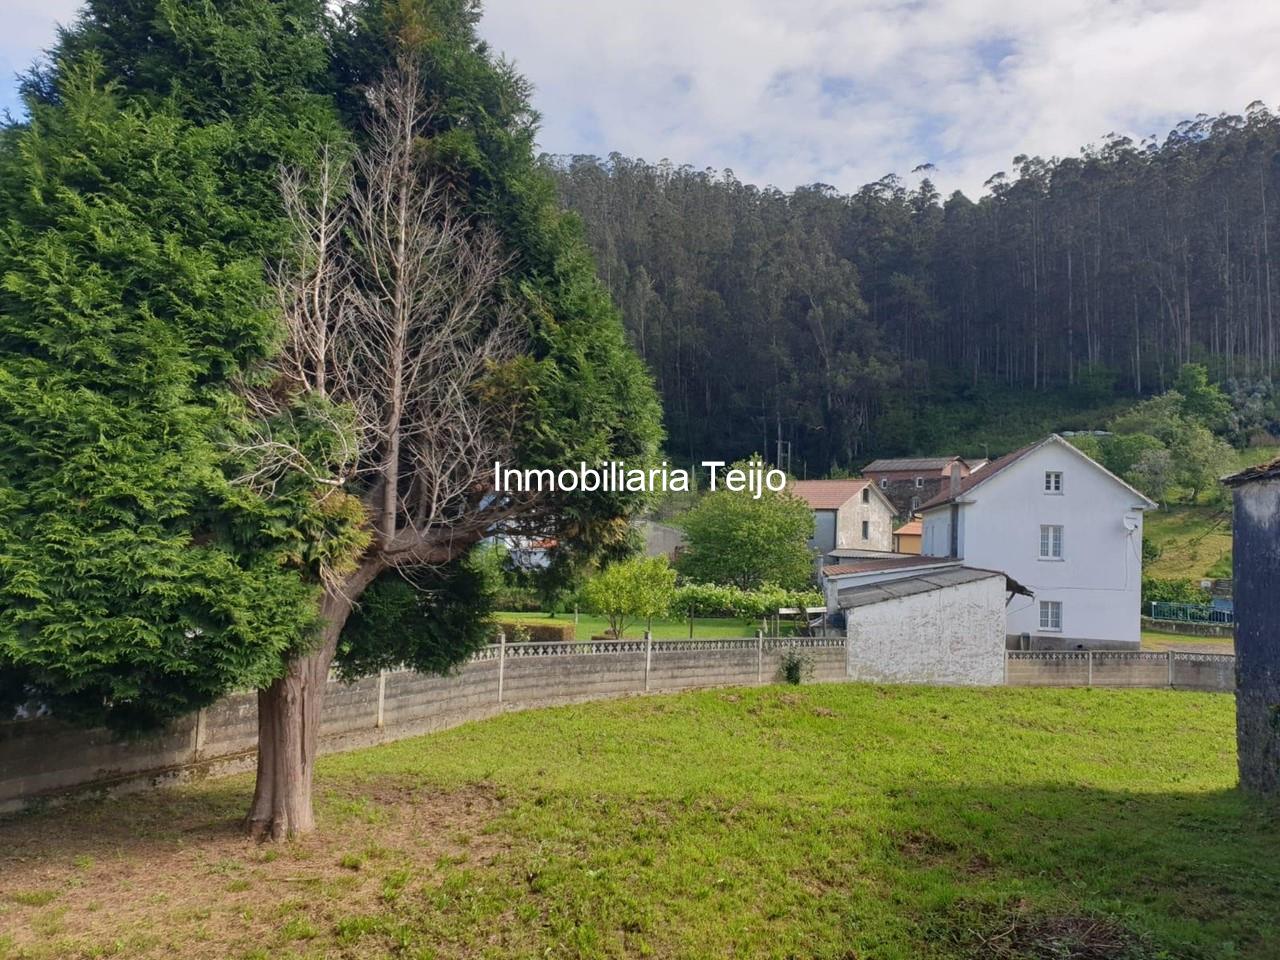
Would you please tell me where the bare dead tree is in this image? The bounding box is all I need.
[240,59,528,839]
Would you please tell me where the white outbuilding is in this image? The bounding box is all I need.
[831,561,1031,685]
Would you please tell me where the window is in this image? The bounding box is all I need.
[1039,524,1063,559]
[1039,601,1063,631]
[910,496,920,511]
[861,520,870,540]
[880,478,888,489]
[862,487,870,504]
[914,477,923,488]
[1044,471,1063,494]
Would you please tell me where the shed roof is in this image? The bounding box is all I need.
[895,519,923,537]
[1222,457,1280,486]
[836,566,1031,610]
[821,555,953,577]
[790,478,872,510]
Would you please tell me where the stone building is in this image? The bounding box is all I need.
[1223,458,1280,795]
[862,456,983,516]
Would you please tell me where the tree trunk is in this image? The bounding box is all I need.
[244,564,379,839]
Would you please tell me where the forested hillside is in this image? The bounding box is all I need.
[550,104,1280,472]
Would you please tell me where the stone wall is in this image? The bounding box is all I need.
[0,637,845,814]
[847,575,1007,685]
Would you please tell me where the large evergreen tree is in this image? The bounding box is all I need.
[0,0,343,729]
[1,0,662,837]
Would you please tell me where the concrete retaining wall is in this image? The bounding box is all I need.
[1140,616,1234,639]
[0,637,844,814]
[1005,650,1235,692]
[1,639,1231,815]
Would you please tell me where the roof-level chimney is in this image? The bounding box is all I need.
[949,462,962,497]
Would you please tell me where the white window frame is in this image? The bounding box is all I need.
[910,496,920,511]
[1039,600,1063,632]
[1039,524,1063,560]
[914,477,923,488]
[880,478,888,489]
[1044,470,1063,494]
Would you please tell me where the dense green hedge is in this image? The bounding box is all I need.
[672,583,824,620]
[1141,576,1212,605]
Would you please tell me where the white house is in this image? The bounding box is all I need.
[790,479,896,555]
[918,434,1155,650]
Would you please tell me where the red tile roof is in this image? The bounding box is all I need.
[917,437,1048,511]
[790,478,872,510]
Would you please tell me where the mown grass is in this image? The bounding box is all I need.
[1,685,1275,960]
[1140,629,1234,653]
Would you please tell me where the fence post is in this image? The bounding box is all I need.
[644,631,653,692]
[1167,649,1175,688]
[192,708,206,763]
[756,630,764,684]
[1002,649,1008,686]
[376,670,386,729]
[497,631,506,704]
[1087,650,1093,687]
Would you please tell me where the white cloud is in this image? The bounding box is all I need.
[478,0,1280,195]
[4,0,1280,196]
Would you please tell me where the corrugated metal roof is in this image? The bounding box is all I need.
[826,548,915,559]
[790,478,871,509]
[836,567,1016,609]
[822,555,953,577]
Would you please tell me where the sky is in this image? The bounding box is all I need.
[4,0,1280,197]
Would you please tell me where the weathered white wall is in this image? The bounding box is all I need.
[845,575,1007,685]
[834,493,895,550]
[922,439,1148,648]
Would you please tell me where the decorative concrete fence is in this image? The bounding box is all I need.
[1004,650,1235,692]
[1,639,1237,815]
[0,636,845,814]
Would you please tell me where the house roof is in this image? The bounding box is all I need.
[894,519,923,537]
[916,434,1157,512]
[826,548,914,559]
[1222,457,1280,487]
[790,478,872,510]
[836,566,1031,610]
[863,456,967,473]
[821,555,954,577]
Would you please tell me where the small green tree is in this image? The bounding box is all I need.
[1174,363,1232,431]
[581,557,676,638]
[676,468,815,590]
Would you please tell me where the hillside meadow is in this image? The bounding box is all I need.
[1,684,1274,960]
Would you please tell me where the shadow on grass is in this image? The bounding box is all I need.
[0,772,1276,958]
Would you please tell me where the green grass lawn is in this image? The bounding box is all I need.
[1143,445,1278,582]
[494,611,788,641]
[1144,505,1234,580]
[1140,628,1234,653]
[2,685,1275,959]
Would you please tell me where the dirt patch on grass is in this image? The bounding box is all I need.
[966,909,1155,960]
[0,777,506,959]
